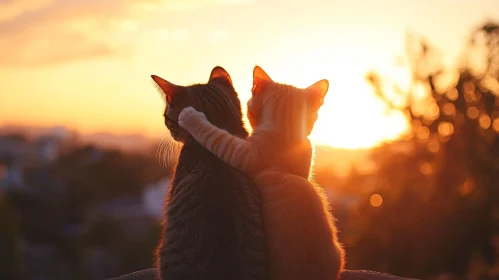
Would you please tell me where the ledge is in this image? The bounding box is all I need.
[108,268,418,280]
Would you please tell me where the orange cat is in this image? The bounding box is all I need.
[178,66,345,280]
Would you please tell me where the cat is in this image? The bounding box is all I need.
[177,65,345,280]
[151,66,269,280]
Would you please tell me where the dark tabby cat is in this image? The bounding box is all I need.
[151,66,269,280]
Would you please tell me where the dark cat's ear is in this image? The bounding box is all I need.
[306,79,329,109]
[209,66,233,86]
[252,66,273,95]
[151,75,178,104]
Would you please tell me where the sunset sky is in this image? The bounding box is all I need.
[1,0,499,149]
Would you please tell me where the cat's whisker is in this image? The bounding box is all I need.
[157,137,169,168]
[162,138,173,168]
[163,140,172,167]
[163,142,170,168]
[163,138,181,169]
[156,139,164,160]
[164,138,173,162]
[157,138,165,158]
[159,140,166,167]
[157,141,163,167]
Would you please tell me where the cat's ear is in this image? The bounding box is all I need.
[306,79,329,109]
[151,75,178,104]
[252,66,273,95]
[209,66,233,86]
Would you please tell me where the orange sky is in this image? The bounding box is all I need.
[1,0,498,149]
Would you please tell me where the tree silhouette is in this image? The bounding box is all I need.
[339,21,499,279]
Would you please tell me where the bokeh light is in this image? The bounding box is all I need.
[466,107,479,119]
[493,118,499,132]
[443,103,456,116]
[420,162,433,176]
[417,126,430,140]
[370,194,383,207]
[479,114,491,129]
[438,122,454,137]
[446,88,458,101]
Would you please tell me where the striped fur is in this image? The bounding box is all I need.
[151,67,269,280]
[178,66,345,280]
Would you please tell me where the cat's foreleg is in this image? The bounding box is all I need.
[178,107,259,174]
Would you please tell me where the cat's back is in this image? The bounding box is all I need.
[254,170,344,280]
[158,141,268,280]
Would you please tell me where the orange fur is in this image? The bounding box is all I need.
[178,66,345,279]
[256,171,344,280]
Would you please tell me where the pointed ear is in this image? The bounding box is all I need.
[306,79,329,108]
[209,66,233,86]
[252,66,273,95]
[151,75,178,104]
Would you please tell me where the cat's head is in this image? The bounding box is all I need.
[151,66,247,143]
[247,66,328,140]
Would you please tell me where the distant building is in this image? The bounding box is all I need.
[3,164,24,190]
[0,128,73,190]
[33,135,67,164]
[0,134,29,189]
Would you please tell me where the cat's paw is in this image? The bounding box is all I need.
[178,106,207,129]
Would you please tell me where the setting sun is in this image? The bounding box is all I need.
[246,49,409,149]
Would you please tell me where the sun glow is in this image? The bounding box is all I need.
[310,80,408,149]
[258,52,409,149]
[3,0,468,152]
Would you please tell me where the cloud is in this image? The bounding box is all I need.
[0,0,248,67]
[0,0,143,67]
[0,0,54,21]
[1,32,117,67]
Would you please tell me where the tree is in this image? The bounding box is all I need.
[341,21,499,278]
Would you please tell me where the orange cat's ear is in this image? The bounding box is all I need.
[151,75,178,104]
[209,66,233,86]
[252,66,273,95]
[306,79,329,108]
